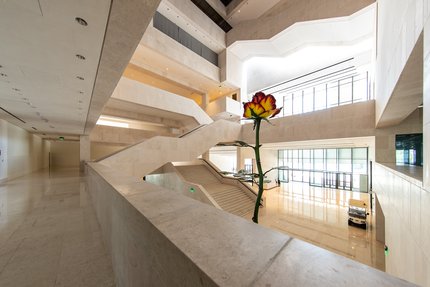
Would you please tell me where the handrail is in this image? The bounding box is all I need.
[178,124,206,138]
[167,163,222,209]
[96,124,207,162]
[199,158,263,204]
[95,137,150,162]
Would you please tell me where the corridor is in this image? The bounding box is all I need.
[0,169,115,287]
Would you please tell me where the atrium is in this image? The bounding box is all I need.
[0,0,428,286]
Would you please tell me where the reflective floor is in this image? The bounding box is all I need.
[0,169,115,287]
[246,181,385,271]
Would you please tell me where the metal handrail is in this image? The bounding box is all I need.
[178,124,207,138]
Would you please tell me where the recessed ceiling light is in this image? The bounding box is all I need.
[49,125,55,129]
[76,54,86,60]
[78,91,84,94]
[0,73,7,77]
[78,100,83,103]
[76,76,84,80]
[0,65,2,68]
[75,17,88,26]
[12,88,20,92]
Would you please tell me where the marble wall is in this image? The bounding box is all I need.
[241,100,376,144]
[424,16,430,190]
[375,0,430,125]
[50,141,80,169]
[373,163,430,286]
[0,119,50,182]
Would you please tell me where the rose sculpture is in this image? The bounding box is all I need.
[243,92,282,223]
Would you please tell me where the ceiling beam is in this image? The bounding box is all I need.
[84,0,162,135]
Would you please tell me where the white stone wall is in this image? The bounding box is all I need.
[375,0,430,124]
[373,163,430,286]
[0,119,50,182]
[50,141,79,169]
[424,17,430,190]
[241,101,376,144]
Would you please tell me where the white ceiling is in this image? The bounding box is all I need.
[226,0,281,26]
[0,0,110,135]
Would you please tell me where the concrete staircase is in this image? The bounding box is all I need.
[99,119,242,178]
[175,164,255,217]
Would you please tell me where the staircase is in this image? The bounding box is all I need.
[99,119,242,178]
[175,164,255,217]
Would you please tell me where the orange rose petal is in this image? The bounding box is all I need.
[260,95,276,111]
[252,92,266,104]
[270,108,282,118]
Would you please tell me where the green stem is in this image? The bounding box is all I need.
[252,118,264,224]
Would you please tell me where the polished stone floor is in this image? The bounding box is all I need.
[246,182,385,271]
[0,169,115,287]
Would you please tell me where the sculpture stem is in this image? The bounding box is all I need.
[252,118,264,224]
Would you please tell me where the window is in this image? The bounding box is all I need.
[293,92,303,115]
[314,84,327,111]
[303,88,314,113]
[339,78,352,105]
[260,68,371,119]
[327,81,338,108]
[278,147,368,190]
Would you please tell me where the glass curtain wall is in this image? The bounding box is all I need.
[278,147,368,190]
[274,71,370,117]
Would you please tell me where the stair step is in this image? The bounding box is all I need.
[176,164,256,217]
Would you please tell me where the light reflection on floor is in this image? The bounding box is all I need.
[246,181,385,271]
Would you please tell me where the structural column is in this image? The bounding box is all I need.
[201,93,210,161]
[79,135,90,173]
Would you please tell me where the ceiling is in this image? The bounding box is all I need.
[225,0,281,26]
[0,0,111,135]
